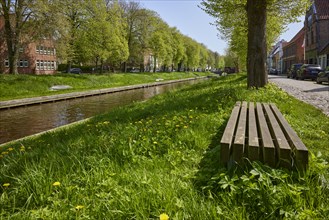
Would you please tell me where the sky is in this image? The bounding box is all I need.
[140,0,305,55]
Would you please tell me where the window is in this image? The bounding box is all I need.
[20,60,24,67]
[36,46,39,53]
[40,60,44,70]
[24,60,28,67]
[47,48,51,55]
[40,46,44,54]
[5,59,9,67]
[51,61,54,70]
[36,60,40,70]
[19,47,24,53]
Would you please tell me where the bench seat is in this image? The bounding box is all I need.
[220,101,308,170]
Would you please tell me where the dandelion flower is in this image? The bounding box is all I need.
[153,141,158,144]
[160,213,169,220]
[52,181,61,187]
[8,148,14,151]
[3,183,10,187]
[75,205,84,210]
[2,151,8,155]
[20,148,25,152]
[183,126,188,129]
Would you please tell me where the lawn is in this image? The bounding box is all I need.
[0,74,328,219]
[0,71,210,101]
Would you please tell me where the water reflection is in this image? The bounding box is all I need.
[0,80,198,144]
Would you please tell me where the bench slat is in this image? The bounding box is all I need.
[220,102,241,164]
[263,104,291,168]
[233,101,247,163]
[256,103,276,167]
[248,102,260,161]
[270,104,309,170]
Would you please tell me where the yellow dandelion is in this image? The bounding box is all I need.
[2,151,8,155]
[176,125,180,128]
[153,141,158,145]
[160,213,169,220]
[52,181,61,187]
[20,148,25,152]
[183,126,188,129]
[27,147,32,150]
[75,205,84,210]
[3,183,10,187]
[8,148,14,151]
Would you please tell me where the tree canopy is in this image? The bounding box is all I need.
[201,0,310,88]
[1,0,222,74]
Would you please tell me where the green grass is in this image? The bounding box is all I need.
[1,74,328,219]
[0,71,209,101]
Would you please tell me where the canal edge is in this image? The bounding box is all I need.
[0,77,207,110]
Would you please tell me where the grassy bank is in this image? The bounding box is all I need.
[0,71,210,101]
[1,74,328,219]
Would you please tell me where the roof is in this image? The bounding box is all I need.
[314,0,329,20]
[282,28,304,48]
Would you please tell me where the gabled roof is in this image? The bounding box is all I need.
[314,0,329,20]
[282,28,304,48]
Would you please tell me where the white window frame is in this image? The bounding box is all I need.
[36,60,40,70]
[24,60,28,67]
[5,59,9,67]
[40,60,44,70]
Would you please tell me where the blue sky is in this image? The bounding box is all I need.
[141,0,304,55]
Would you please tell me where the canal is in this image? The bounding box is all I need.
[0,79,201,144]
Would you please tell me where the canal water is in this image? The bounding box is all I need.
[0,80,200,144]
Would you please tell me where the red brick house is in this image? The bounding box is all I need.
[282,28,305,74]
[304,0,329,68]
[0,15,57,74]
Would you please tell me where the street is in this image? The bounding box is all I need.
[269,75,329,116]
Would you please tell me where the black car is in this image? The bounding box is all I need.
[269,68,278,75]
[316,71,329,84]
[287,63,302,78]
[69,68,82,74]
[296,64,322,80]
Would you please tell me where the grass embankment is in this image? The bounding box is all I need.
[0,72,209,101]
[1,74,328,219]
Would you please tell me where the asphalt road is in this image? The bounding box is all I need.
[268,75,329,116]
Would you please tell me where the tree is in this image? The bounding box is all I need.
[201,0,310,88]
[0,0,40,74]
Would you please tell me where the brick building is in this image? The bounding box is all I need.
[304,0,329,68]
[282,28,305,74]
[0,15,57,74]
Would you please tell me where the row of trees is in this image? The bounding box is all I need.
[1,0,225,74]
[201,0,310,88]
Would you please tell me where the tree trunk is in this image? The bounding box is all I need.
[153,57,157,73]
[3,5,20,74]
[246,0,267,88]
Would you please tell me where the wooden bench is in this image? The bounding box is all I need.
[220,101,308,170]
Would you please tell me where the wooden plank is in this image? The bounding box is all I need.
[270,104,309,170]
[248,102,260,162]
[220,102,241,165]
[256,103,276,167]
[263,104,292,168]
[233,101,247,163]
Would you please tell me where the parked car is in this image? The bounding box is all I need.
[224,67,236,74]
[316,71,329,84]
[130,68,140,73]
[287,63,302,78]
[269,68,278,75]
[296,64,322,80]
[64,68,82,74]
